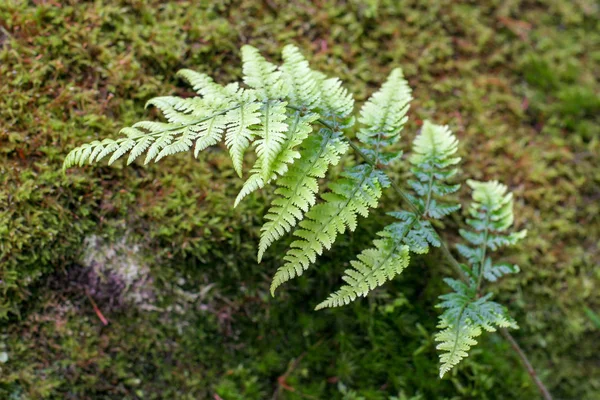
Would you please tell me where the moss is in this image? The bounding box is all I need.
[1,0,598,399]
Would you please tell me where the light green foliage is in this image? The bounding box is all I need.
[271,165,388,294]
[257,129,348,262]
[317,121,460,309]
[62,41,534,385]
[280,44,322,111]
[408,121,461,219]
[357,68,412,164]
[435,278,517,378]
[435,181,525,377]
[63,45,303,186]
[270,68,411,291]
[457,180,527,281]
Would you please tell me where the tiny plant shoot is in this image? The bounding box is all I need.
[64,45,550,397]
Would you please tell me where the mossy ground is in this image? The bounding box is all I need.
[1,1,598,399]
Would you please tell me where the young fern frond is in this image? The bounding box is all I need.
[456,180,527,281]
[409,121,461,218]
[280,44,321,111]
[314,223,412,310]
[317,121,460,309]
[241,45,289,101]
[224,100,262,177]
[435,180,526,377]
[270,165,388,294]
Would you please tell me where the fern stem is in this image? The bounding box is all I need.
[475,213,491,296]
[501,328,553,400]
[423,170,435,217]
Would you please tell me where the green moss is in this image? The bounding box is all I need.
[1,0,598,399]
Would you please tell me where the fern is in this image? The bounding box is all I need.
[357,67,412,165]
[280,44,321,111]
[257,129,348,261]
[434,180,526,377]
[270,164,388,294]
[63,45,540,390]
[435,279,517,378]
[317,121,460,309]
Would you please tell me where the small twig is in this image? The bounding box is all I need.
[85,290,109,325]
[272,339,323,400]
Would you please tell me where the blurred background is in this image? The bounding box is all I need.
[1,0,598,399]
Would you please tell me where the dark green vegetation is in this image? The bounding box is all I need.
[1,0,598,399]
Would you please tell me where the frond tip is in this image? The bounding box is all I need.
[357,67,412,164]
[457,180,527,281]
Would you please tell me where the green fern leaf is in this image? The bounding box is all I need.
[257,129,348,262]
[436,317,482,378]
[271,165,387,294]
[224,102,262,177]
[458,180,527,278]
[315,233,410,310]
[176,69,242,103]
[254,100,289,181]
[357,68,412,164]
[280,44,321,110]
[435,278,517,377]
[409,121,461,218]
[241,45,289,101]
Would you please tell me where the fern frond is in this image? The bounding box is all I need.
[434,181,525,377]
[281,45,321,110]
[257,129,348,261]
[271,165,388,294]
[234,111,319,206]
[176,69,242,103]
[241,45,289,101]
[314,73,354,130]
[63,90,241,170]
[457,180,527,279]
[254,100,289,181]
[357,68,412,164]
[315,231,410,310]
[409,121,461,218]
[224,102,262,177]
[435,318,481,379]
[435,278,517,377]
